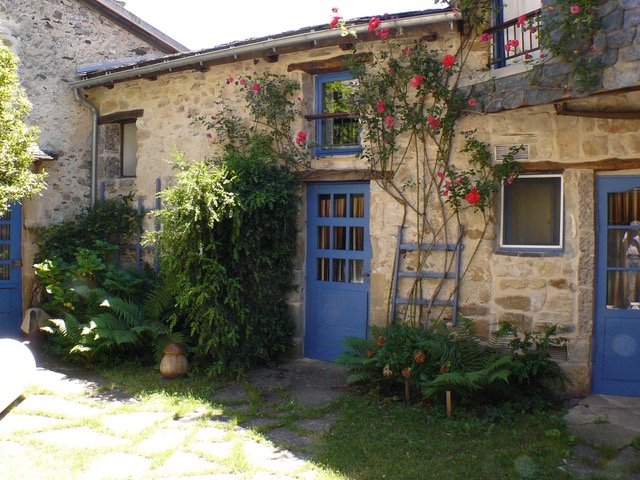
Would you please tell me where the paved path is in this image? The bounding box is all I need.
[561,394,640,479]
[0,357,349,480]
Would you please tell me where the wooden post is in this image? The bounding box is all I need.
[446,390,452,418]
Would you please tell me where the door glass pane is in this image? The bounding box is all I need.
[351,194,364,218]
[334,194,347,217]
[0,245,9,260]
[334,227,346,250]
[0,264,8,281]
[607,190,640,309]
[0,207,11,221]
[349,259,364,283]
[317,226,330,249]
[350,227,364,251]
[318,194,331,217]
[333,258,345,282]
[317,258,330,281]
[0,225,9,241]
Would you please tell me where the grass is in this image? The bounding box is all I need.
[316,395,574,480]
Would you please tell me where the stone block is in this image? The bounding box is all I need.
[602,8,624,32]
[621,42,640,62]
[498,312,532,329]
[498,278,527,290]
[624,8,640,28]
[459,304,489,317]
[546,293,576,313]
[548,278,575,290]
[582,135,609,158]
[495,295,531,311]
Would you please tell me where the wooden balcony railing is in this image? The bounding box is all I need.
[483,9,542,69]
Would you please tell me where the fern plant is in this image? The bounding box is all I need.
[42,281,182,364]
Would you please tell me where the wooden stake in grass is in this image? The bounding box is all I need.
[404,380,411,403]
[446,390,452,418]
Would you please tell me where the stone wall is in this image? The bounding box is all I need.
[0,0,168,309]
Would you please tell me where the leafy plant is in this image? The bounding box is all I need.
[42,281,182,363]
[31,194,142,263]
[0,42,46,210]
[152,136,299,377]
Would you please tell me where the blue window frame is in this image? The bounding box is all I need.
[500,174,564,251]
[314,72,361,156]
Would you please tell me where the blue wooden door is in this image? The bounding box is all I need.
[0,203,23,338]
[305,182,371,361]
[594,176,640,395]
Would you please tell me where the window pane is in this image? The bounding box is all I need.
[0,245,9,260]
[322,78,357,114]
[318,194,331,217]
[334,227,346,250]
[317,258,330,281]
[317,226,330,249]
[350,226,364,251]
[351,194,364,218]
[333,258,345,282]
[349,259,364,284]
[0,207,11,221]
[503,177,561,247]
[334,194,347,217]
[319,76,359,150]
[122,122,138,177]
[0,225,9,241]
[0,264,8,281]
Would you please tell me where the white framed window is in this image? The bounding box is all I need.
[500,174,564,250]
[312,72,361,156]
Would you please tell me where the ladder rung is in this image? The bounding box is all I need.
[398,272,455,279]
[400,243,464,252]
[394,298,454,307]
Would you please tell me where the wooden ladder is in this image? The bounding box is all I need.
[390,225,464,325]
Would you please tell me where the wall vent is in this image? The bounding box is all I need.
[548,344,569,362]
[495,144,529,162]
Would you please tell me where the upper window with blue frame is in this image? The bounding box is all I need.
[314,72,361,156]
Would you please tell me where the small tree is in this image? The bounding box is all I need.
[0,43,46,210]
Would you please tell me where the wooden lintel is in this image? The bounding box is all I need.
[521,158,640,173]
[296,168,386,182]
[287,52,372,74]
[555,102,640,120]
[98,109,144,124]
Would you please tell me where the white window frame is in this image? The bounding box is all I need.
[499,173,564,251]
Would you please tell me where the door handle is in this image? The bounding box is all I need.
[11,259,22,267]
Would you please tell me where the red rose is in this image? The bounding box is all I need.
[368,17,381,32]
[411,75,424,88]
[442,54,455,68]
[465,188,481,205]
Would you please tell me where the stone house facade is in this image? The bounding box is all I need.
[0,0,185,335]
[7,1,640,397]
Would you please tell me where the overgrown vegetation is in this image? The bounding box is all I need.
[32,197,172,363]
[153,137,299,377]
[338,320,568,411]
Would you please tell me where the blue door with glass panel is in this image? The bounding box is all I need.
[0,203,22,338]
[594,176,640,396]
[305,182,371,361]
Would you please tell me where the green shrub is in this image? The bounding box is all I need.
[31,194,141,263]
[154,136,299,377]
[338,319,568,410]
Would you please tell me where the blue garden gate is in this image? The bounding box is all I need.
[305,182,371,361]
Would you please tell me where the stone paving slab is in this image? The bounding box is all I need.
[16,394,101,418]
[135,426,191,455]
[211,382,250,404]
[155,451,222,476]
[28,426,128,448]
[190,440,235,459]
[0,413,66,433]
[193,426,230,442]
[101,411,170,436]
[295,416,336,434]
[83,452,152,479]
[568,423,637,450]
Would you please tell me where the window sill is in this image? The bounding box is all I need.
[495,248,564,257]
[315,147,362,157]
